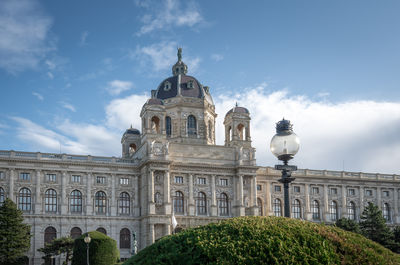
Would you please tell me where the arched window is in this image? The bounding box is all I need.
[0,187,5,206]
[119,192,130,214]
[383,203,391,221]
[96,227,107,235]
[18,188,31,211]
[44,226,57,244]
[187,115,197,135]
[218,193,229,216]
[174,191,184,214]
[70,190,82,213]
[129,143,136,154]
[257,198,263,216]
[347,201,356,220]
[237,124,245,140]
[95,191,107,214]
[45,189,57,212]
[166,116,172,136]
[329,201,338,221]
[70,227,82,239]
[292,199,301,219]
[228,126,232,142]
[196,192,207,215]
[311,200,320,220]
[120,228,131,249]
[273,198,282,217]
[151,116,160,133]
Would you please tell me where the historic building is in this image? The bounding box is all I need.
[0,49,399,265]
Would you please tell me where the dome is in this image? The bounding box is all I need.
[155,75,203,100]
[227,105,250,115]
[124,126,140,135]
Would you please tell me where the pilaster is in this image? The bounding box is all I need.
[61,171,67,214]
[35,170,41,213]
[111,174,116,216]
[86,173,93,215]
[188,174,195,215]
[164,171,171,214]
[210,175,217,216]
[323,184,329,222]
[148,170,155,214]
[9,169,14,201]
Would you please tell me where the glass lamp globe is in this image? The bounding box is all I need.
[270,119,300,162]
[84,234,91,244]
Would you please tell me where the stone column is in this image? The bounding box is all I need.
[323,184,329,222]
[394,189,399,223]
[111,174,116,216]
[35,170,41,213]
[86,173,93,215]
[134,175,140,217]
[250,176,258,215]
[341,185,347,218]
[164,171,171,214]
[61,171,67,214]
[238,175,245,216]
[188,174,195,215]
[211,175,217,216]
[149,224,155,245]
[377,187,382,208]
[266,181,271,216]
[304,184,310,220]
[9,169,14,201]
[359,186,364,221]
[148,170,155,214]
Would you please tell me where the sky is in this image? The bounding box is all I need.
[1,0,400,174]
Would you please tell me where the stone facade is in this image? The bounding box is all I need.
[0,52,399,265]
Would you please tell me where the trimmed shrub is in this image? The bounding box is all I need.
[71,231,119,265]
[124,216,400,265]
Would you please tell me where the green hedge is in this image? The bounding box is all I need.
[124,216,400,265]
[71,231,119,265]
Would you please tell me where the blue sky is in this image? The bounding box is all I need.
[1,0,400,174]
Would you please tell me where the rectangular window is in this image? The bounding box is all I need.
[72,175,81,183]
[330,188,337,195]
[197,177,206,185]
[0,171,4,179]
[96,176,106,184]
[311,187,319,194]
[274,185,281,192]
[46,174,56,182]
[383,190,390,197]
[348,188,355,196]
[293,186,300,193]
[174,176,183,184]
[20,172,30,180]
[366,189,373,196]
[120,178,129,185]
[257,185,262,191]
[219,178,228,186]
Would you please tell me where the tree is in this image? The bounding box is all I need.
[0,198,31,264]
[335,217,361,234]
[359,202,395,250]
[38,236,74,265]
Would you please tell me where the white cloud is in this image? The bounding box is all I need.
[106,80,133,96]
[79,31,89,46]
[211,54,224,62]
[214,84,400,174]
[0,0,54,73]
[47,71,54,79]
[61,102,76,112]
[137,0,203,35]
[133,41,201,73]
[32,92,44,101]
[105,93,149,129]
[11,84,400,174]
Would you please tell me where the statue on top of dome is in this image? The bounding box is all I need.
[177,47,182,61]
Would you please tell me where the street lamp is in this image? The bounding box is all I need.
[84,233,91,265]
[270,118,300,218]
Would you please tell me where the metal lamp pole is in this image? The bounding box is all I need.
[84,233,91,265]
[270,119,300,218]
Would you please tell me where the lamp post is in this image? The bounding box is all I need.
[84,233,91,265]
[270,118,300,218]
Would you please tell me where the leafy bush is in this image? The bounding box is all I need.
[71,231,119,265]
[124,216,400,265]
